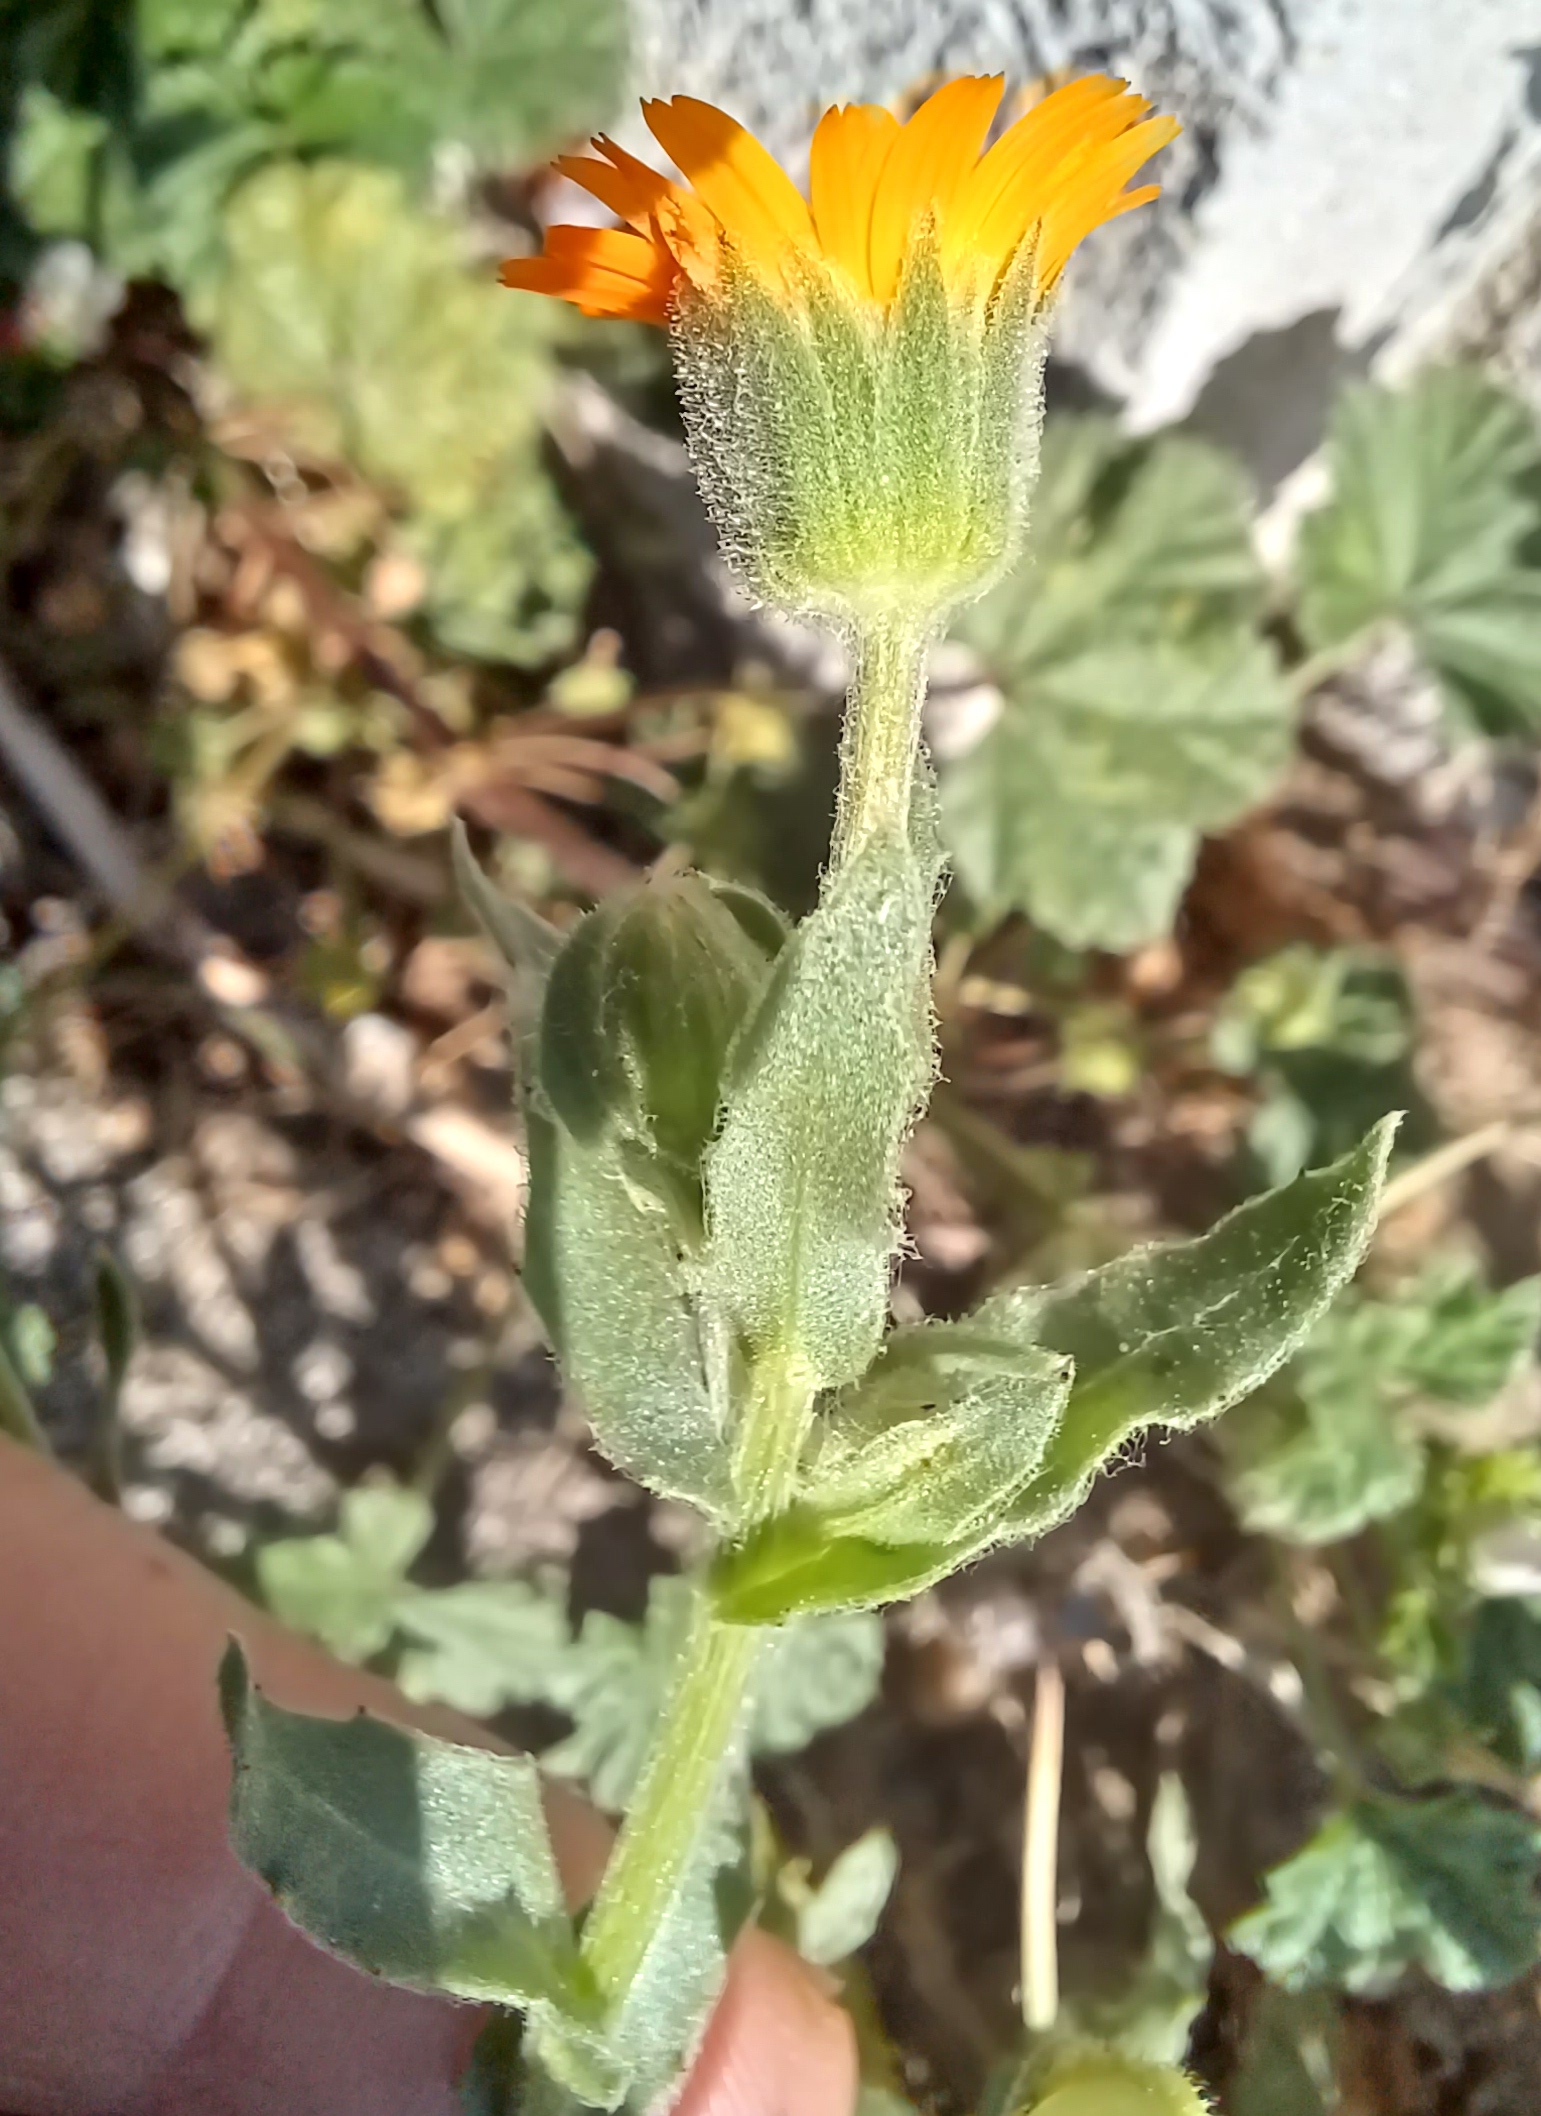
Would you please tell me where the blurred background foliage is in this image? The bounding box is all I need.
[6,6,1541,2114]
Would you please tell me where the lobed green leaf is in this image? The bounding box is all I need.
[943,417,1285,950]
[1299,368,1541,734]
[942,637,1293,952]
[1231,1789,1541,1995]
[257,1484,434,1663]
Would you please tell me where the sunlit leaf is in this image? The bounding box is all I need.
[1299,368,1541,733]
[1004,1118,1397,1541]
[394,1580,573,1718]
[705,806,943,1398]
[524,1110,734,1520]
[943,638,1293,951]
[200,159,588,665]
[711,1321,1073,1620]
[943,420,1288,950]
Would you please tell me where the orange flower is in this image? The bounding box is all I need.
[502,75,1178,324]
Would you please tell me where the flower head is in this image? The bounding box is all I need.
[504,77,1177,621]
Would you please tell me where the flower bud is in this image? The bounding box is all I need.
[1011,2046,1209,2116]
[538,873,786,1194]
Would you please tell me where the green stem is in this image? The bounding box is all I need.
[731,1347,817,1527]
[831,614,930,869]
[579,1600,760,2005]
[572,615,938,2050]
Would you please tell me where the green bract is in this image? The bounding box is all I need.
[674,234,1047,626]
[540,871,787,1226]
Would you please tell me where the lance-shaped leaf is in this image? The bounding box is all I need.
[218,1642,617,2099]
[795,1828,899,1967]
[705,806,942,1399]
[710,1324,1073,1622]
[715,1124,1394,1622]
[524,1109,733,1520]
[451,818,563,1043]
[1000,1116,1398,1544]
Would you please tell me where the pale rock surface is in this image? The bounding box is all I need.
[631,0,1541,486]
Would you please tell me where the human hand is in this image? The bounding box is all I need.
[0,1439,856,2116]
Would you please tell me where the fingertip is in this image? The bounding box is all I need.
[672,1927,858,2116]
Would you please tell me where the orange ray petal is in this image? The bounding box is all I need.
[866,74,1004,306]
[501,225,675,323]
[1033,113,1180,283]
[553,135,676,228]
[642,96,816,280]
[1037,181,1161,287]
[809,102,901,300]
[945,74,1136,269]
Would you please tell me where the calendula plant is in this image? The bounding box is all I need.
[220,75,1396,2114]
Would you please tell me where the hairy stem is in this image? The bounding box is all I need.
[732,1346,817,1526]
[575,612,936,2040]
[831,613,930,868]
[579,1599,760,2005]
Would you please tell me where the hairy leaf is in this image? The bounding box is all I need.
[525,1107,732,1518]
[1004,1118,1397,1541]
[711,1322,1073,1620]
[715,1125,1392,1621]
[1231,1790,1541,1995]
[219,1643,603,2024]
[1299,368,1541,733]
[705,808,942,1395]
